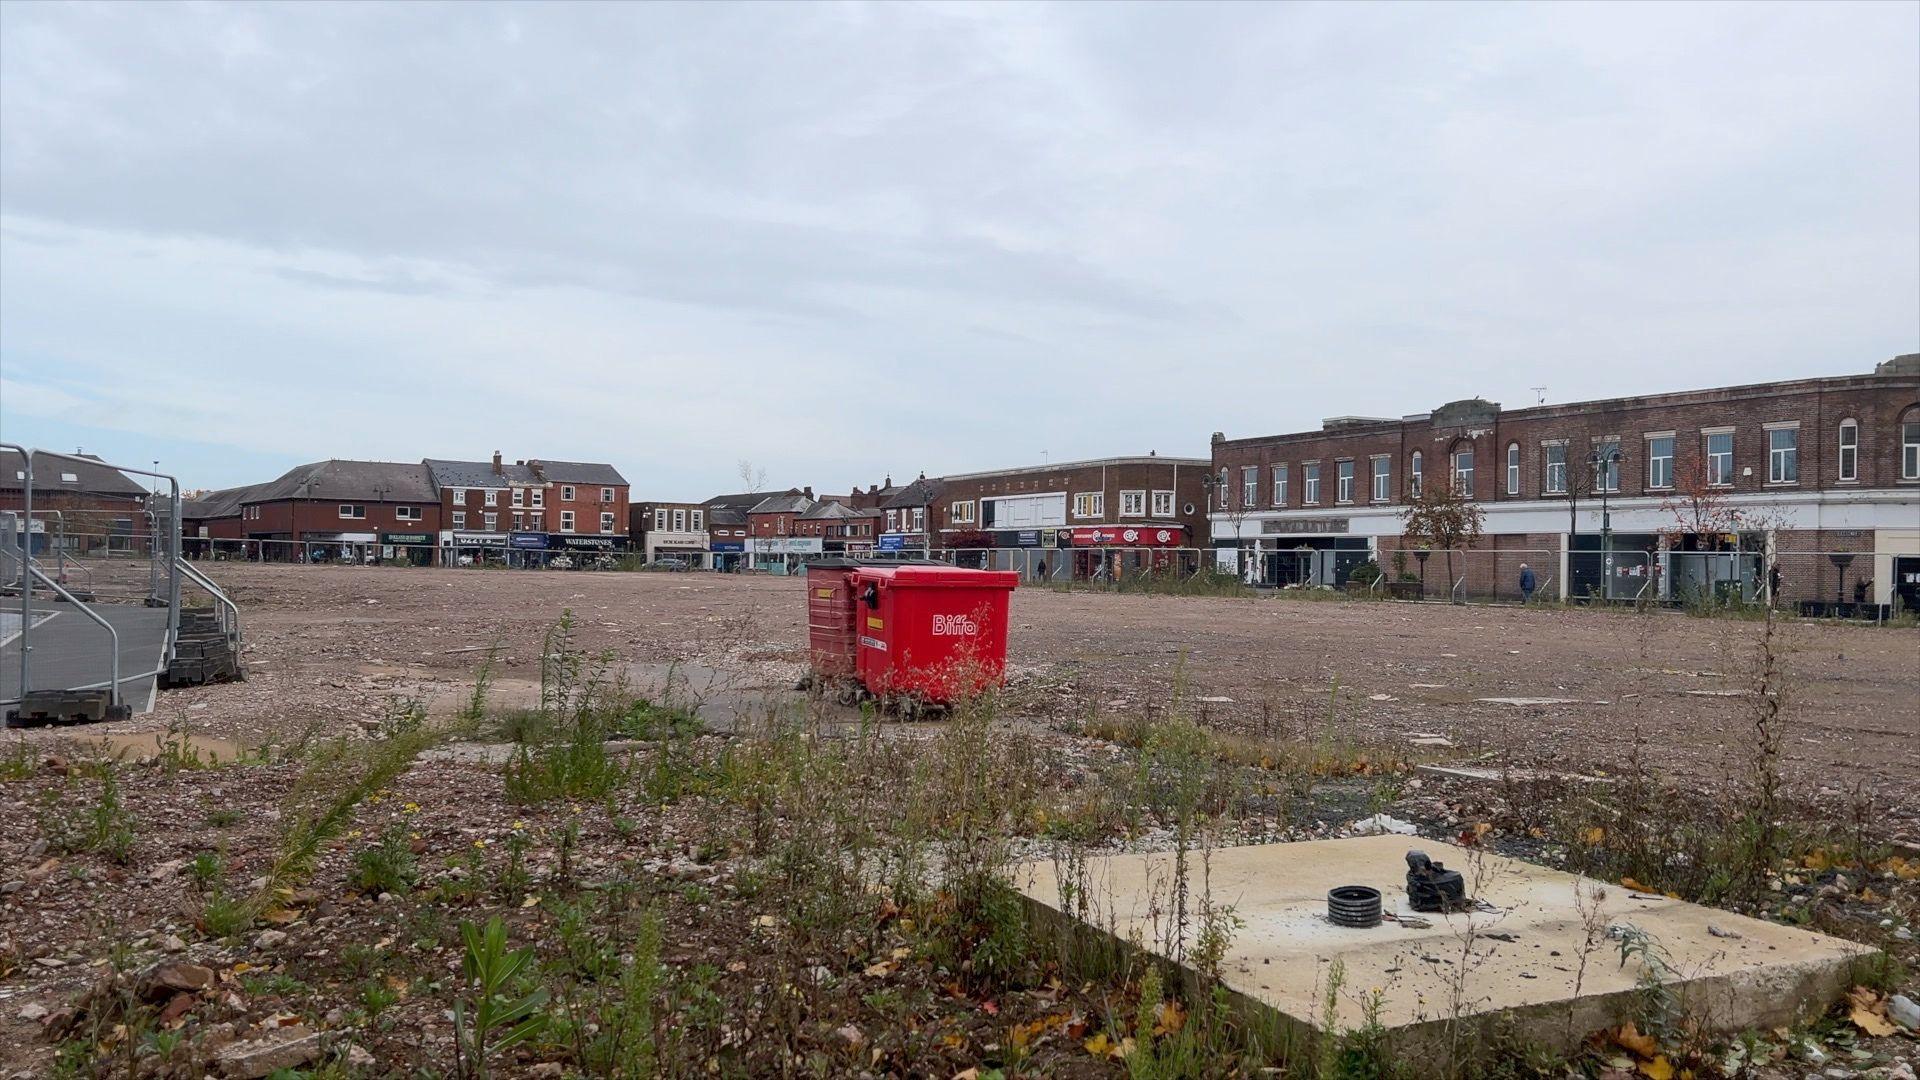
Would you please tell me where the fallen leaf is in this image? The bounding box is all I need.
[1849,1005,1895,1037]
[1613,1021,1658,1058]
[1084,1032,1112,1057]
[1637,1055,1673,1080]
[1153,1000,1187,1037]
[519,895,541,908]
[1582,826,1606,845]
[979,999,999,1016]
[953,1070,978,1080]
[862,961,894,978]
[1620,877,1651,893]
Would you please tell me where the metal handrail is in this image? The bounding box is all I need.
[24,564,121,709]
[1451,576,1467,603]
[175,558,242,648]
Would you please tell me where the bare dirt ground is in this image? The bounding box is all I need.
[101,564,1920,825]
[1,565,1915,1078]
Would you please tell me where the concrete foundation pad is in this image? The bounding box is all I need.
[1014,836,1876,1058]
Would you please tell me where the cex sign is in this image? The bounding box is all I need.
[931,613,979,636]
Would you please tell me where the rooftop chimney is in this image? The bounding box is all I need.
[803,486,813,499]
[492,451,503,475]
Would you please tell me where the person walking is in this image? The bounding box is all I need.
[1519,562,1537,603]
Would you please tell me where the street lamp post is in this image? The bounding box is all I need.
[1586,448,1623,598]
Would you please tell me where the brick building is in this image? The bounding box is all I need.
[1209,354,1920,607]
[700,489,797,572]
[795,499,882,554]
[425,454,630,564]
[929,455,1209,551]
[239,460,441,563]
[1,449,150,554]
[745,490,816,572]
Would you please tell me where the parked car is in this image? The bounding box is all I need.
[646,557,692,572]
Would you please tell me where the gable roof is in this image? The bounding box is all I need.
[880,477,943,509]
[423,459,540,488]
[706,507,747,526]
[748,493,814,515]
[703,488,799,513]
[529,459,628,486]
[180,483,263,521]
[799,499,874,520]
[244,460,438,503]
[1,449,148,498]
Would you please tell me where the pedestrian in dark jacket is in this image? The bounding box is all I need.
[1519,562,1537,602]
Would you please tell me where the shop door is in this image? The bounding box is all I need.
[1895,556,1920,613]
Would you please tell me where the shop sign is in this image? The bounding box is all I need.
[559,535,620,551]
[452,532,508,547]
[876,534,907,552]
[710,541,745,553]
[755,537,823,554]
[382,532,433,545]
[1069,526,1183,547]
[1261,517,1350,535]
[1014,530,1041,547]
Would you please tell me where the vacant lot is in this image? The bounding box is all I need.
[95,564,1920,826]
[3,565,1915,1077]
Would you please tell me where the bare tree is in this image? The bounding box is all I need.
[736,459,768,494]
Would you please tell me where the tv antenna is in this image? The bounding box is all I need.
[1530,386,1547,405]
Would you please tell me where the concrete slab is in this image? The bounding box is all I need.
[1014,835,1876,1057]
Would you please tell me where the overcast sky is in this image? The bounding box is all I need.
[2,2,1915,498]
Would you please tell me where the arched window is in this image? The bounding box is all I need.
[1409,451,1423,498]
[1903,407,1920,480]
[1450,440,1475,497]
[1505,442,1520,495]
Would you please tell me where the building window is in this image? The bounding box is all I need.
[530,488,543,508]
[451,487,467,505]
[339,504,366,519]
[1767,426,1798,484]
[1505,443,1520,495]
[1241,466,1258,507]
[484,512,498,531]
[561,485,576,502]
[601,487,614,503]
[1904,417,1920,479]
[529,513,542,531]
[483,489,498,507]
[1543,444,1567,494]
[1371,457,1390,502]
[1303,463,1321,505]
[560,510,575,532]
[911,507,925,531]
[1647,436,1674,490]
[452,511,466,529]
[601,512,615,533]
[1409,451,1422,498]
[1706,431,1734,486]
[1335,460,1354,504]
[1837,420,1858,481]
[1216,468,1230,509]
[511,488,524,508]
[1120,490,1145,516]
[512,512,524,531]
[1592,439,1621,492]
[654,509,668,531]
[691,509,703,530]
[673,509,687,531]
[1450,447,1474,496]
[1151,490,1174,517]
[885,509,899,531]
[396,506,421,521]
[950,500,976,524]
[1271,465,1288,507]
[1073,492,1104,518]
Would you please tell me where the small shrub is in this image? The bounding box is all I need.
[351,825,419,895]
